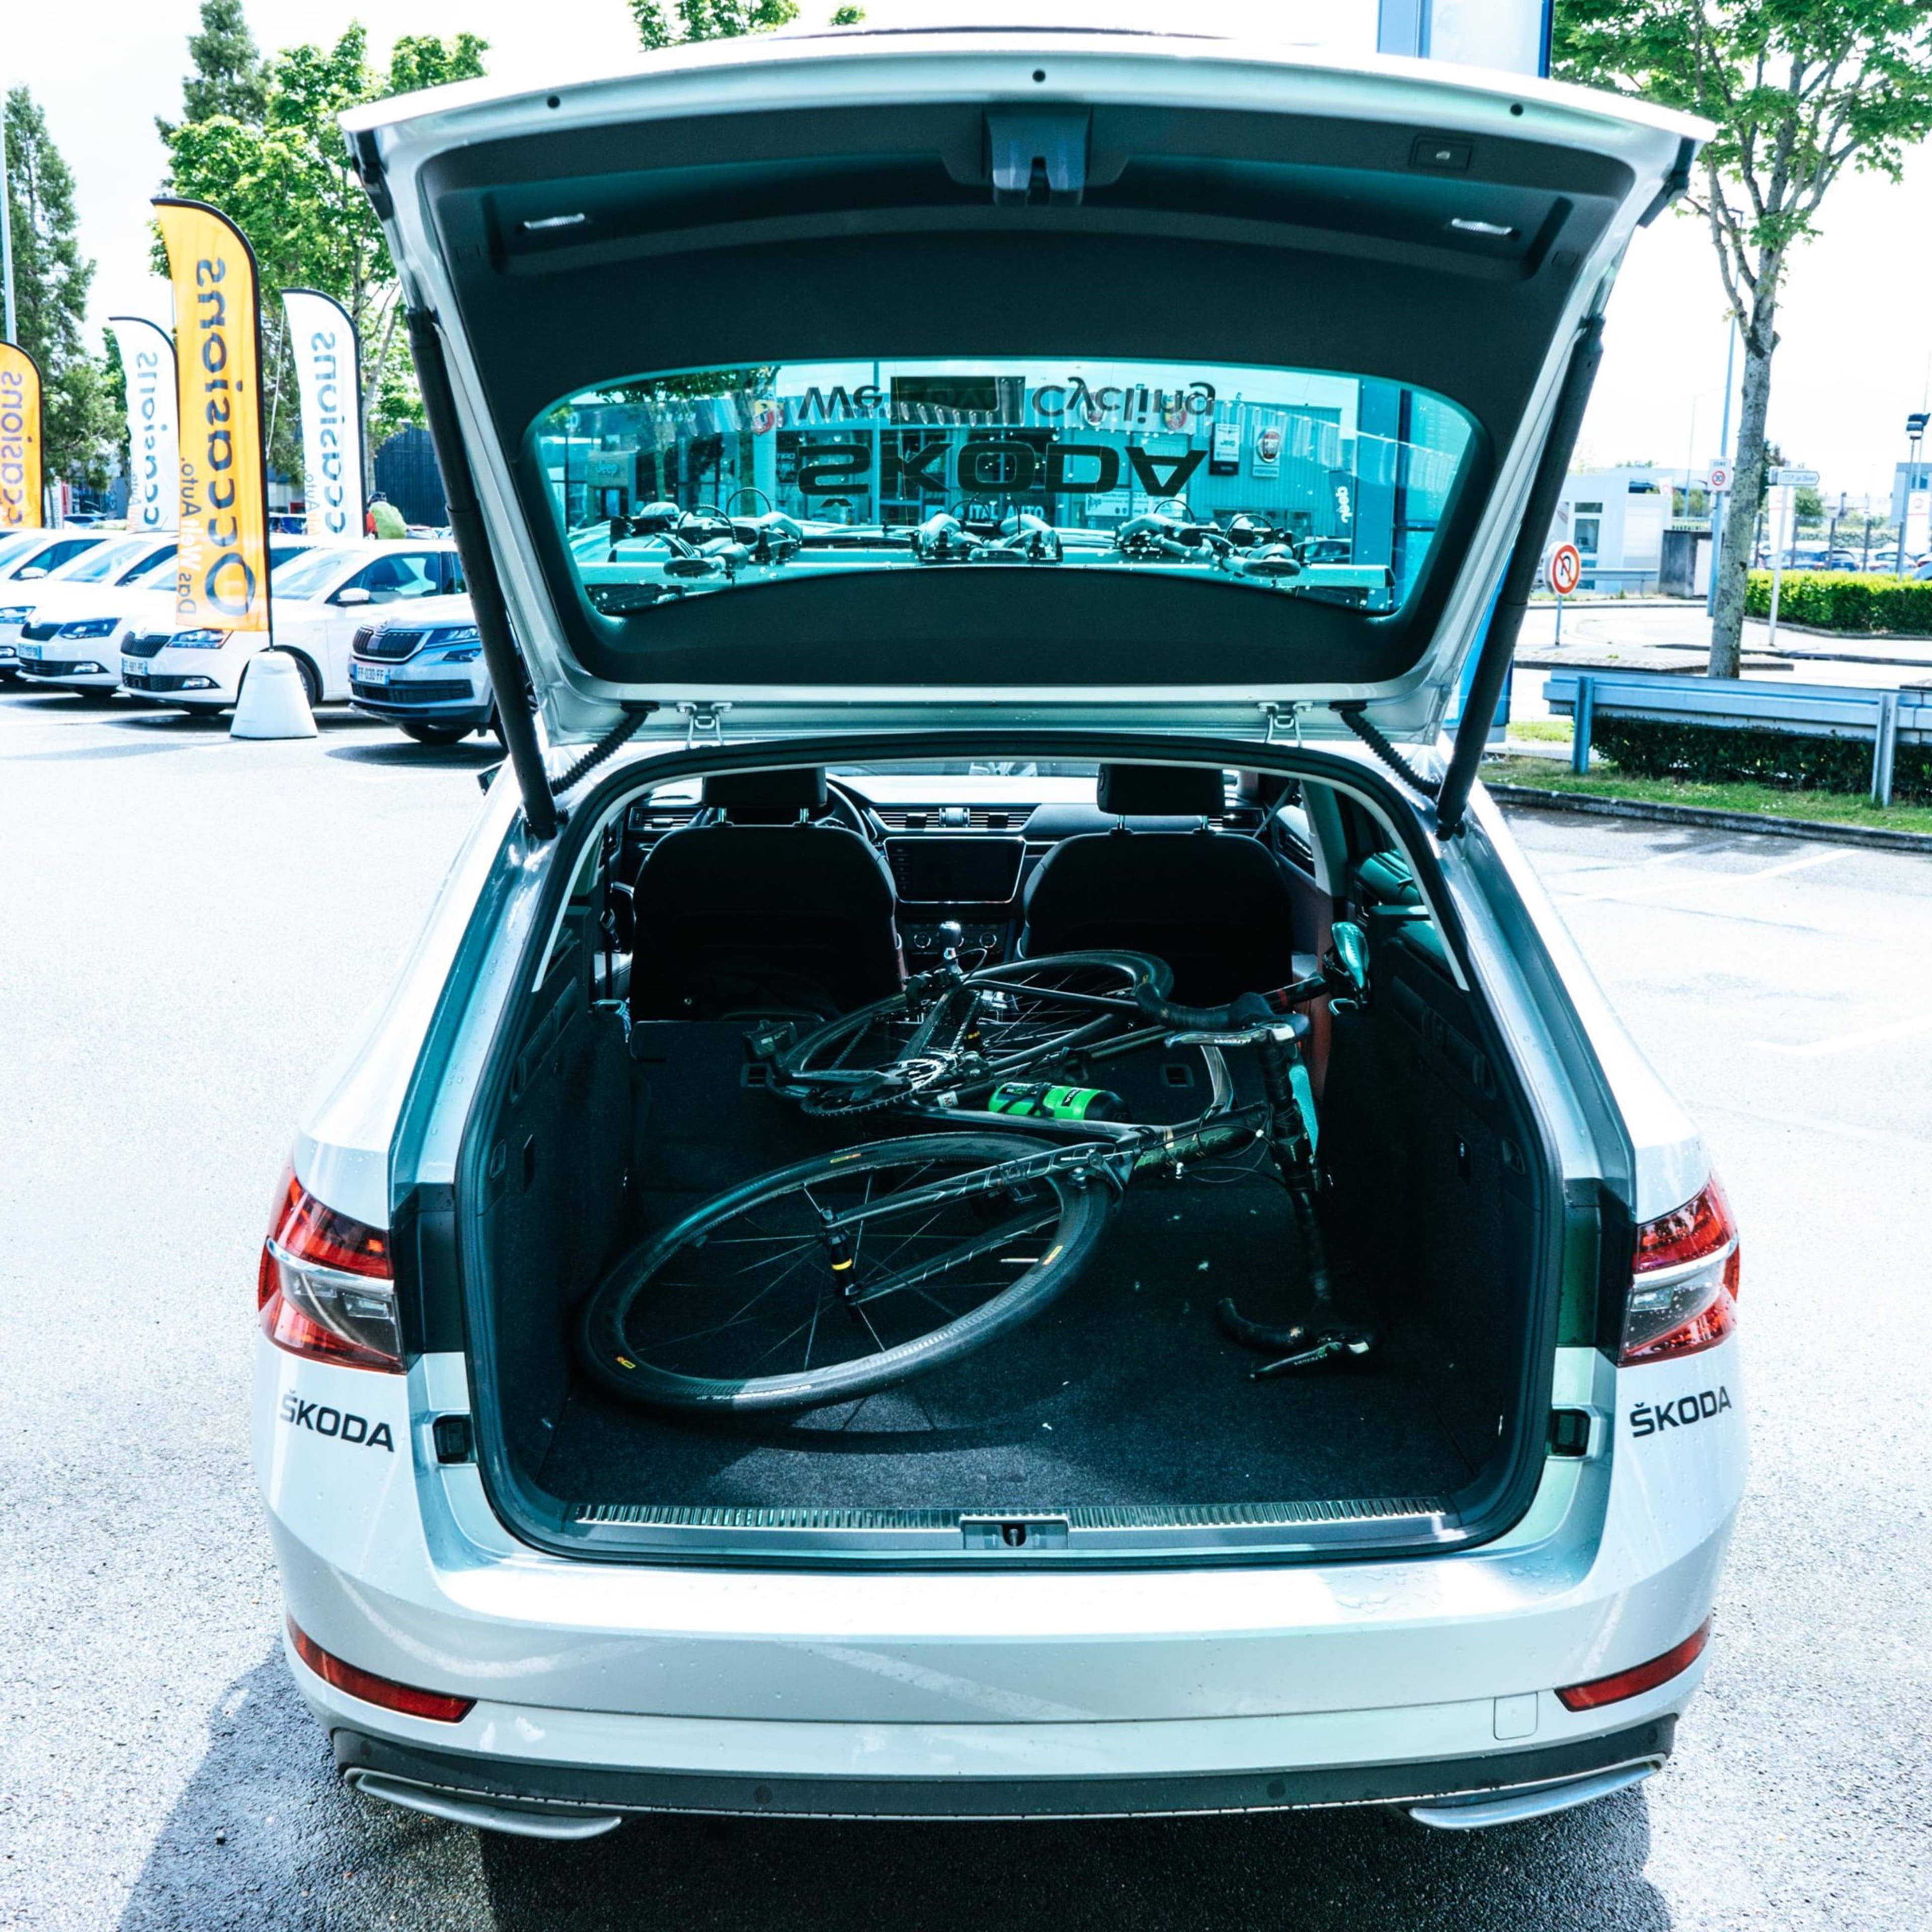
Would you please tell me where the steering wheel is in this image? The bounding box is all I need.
[825,776,890,848]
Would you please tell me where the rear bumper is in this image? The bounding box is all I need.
[260,1339,1743,1820]
[329,1711,1676,1822]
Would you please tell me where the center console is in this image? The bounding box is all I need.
[885,835,1030,961]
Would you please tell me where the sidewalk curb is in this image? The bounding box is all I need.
[1742,616,1932,648]
[1485,781,1932,855]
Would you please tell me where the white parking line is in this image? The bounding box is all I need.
[1557,844,1840,907]
[1749,1011,1932,1058]
[1553,848,1712,905]
[1740,848,1846,882]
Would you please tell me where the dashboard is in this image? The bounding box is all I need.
[617,780,1270,968]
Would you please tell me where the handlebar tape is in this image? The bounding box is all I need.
[1133,988,1278,1031]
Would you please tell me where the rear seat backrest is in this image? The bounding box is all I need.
[1019,763,1300,1005]
[628,768,903,1021]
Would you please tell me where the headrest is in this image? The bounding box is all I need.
[1096,763,1223,819]
[702,768,828,822]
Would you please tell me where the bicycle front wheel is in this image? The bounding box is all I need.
[578,1133,1114,1413]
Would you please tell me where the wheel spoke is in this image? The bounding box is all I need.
[850,1206,1060,1306]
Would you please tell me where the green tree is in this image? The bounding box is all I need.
[4,88,121,493]
[386,31,492,96]
[830,6,866,23]
[1554,3,1932,676]
[158,24,489,491]
[628,0,799,50]
[157,0,266,138]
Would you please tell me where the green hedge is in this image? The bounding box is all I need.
[1743,570,1932,633]
[1594,715,1932,804]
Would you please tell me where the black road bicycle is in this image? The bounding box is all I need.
[579,929,1376,1415]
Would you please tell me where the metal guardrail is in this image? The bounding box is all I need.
[1572,566,1658,594]
[1544,667,1932,806]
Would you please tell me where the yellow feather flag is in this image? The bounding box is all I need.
[0,342,44,531]
[154,199,272,633]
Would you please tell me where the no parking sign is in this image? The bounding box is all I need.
[1546,542,1582,597]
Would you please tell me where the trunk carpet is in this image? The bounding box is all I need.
[537,1173,1475,1516]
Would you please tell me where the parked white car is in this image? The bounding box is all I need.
[347,592,500,744]
[127,539,461,712]
[11,535,180,692]
[0,528,122,679]
[257,30,1740,1842]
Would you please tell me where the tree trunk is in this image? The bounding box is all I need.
[1710,303,1777,680]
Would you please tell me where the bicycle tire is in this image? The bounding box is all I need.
[578,1133,1114,1413]
[774,950,1171,1116]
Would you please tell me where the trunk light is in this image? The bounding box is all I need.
[287,1618,474,1723]
[1557,1619,1712,1711]
[258,1168,403,1372]
[1620,1176,1739,1366]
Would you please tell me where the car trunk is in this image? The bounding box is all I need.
[356,31,1678,1560]
[461,768,1552,1565]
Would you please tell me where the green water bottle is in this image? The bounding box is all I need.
[986,1082,1127,1122]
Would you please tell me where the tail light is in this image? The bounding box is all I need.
[258,1168,403,1373]
[1557,1618,1712,1711]
[287,1618,474,1723]
[1620,1176,1740,1366]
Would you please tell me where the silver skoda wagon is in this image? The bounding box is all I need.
[254,27,1741,1839]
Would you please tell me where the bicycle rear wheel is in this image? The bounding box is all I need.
[774,950,1170,1116]
[579,1133,1113,1413]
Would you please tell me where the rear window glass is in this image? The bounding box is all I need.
[538,358,1474,618]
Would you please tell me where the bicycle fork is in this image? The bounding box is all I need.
[1217,1025,1378,1377]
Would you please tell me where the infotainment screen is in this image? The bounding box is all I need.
[886,837,1027,905]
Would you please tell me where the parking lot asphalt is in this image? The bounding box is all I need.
[4,686,1929,1931]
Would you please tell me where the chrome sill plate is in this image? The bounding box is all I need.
[562,1494,1459,1561]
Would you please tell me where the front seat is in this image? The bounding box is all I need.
[629,768,903,1020]
[1019,763,1299,1005]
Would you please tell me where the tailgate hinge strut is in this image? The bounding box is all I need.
[1435,315,1606,841]
[404,307,557,840]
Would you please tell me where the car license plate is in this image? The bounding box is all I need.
[19,644,40,662]
[123,663,146,686]
[358,662,389,684]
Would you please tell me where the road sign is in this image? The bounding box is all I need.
[1769,466,1819,487]
[1706,460,1733,494]
[1546,542,1582,597]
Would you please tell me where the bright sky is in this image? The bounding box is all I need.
[8,0,1931,504]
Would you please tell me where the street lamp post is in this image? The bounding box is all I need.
[1902,413,1928,576]
[0,91,17,345]
[1706,314,1738,616]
